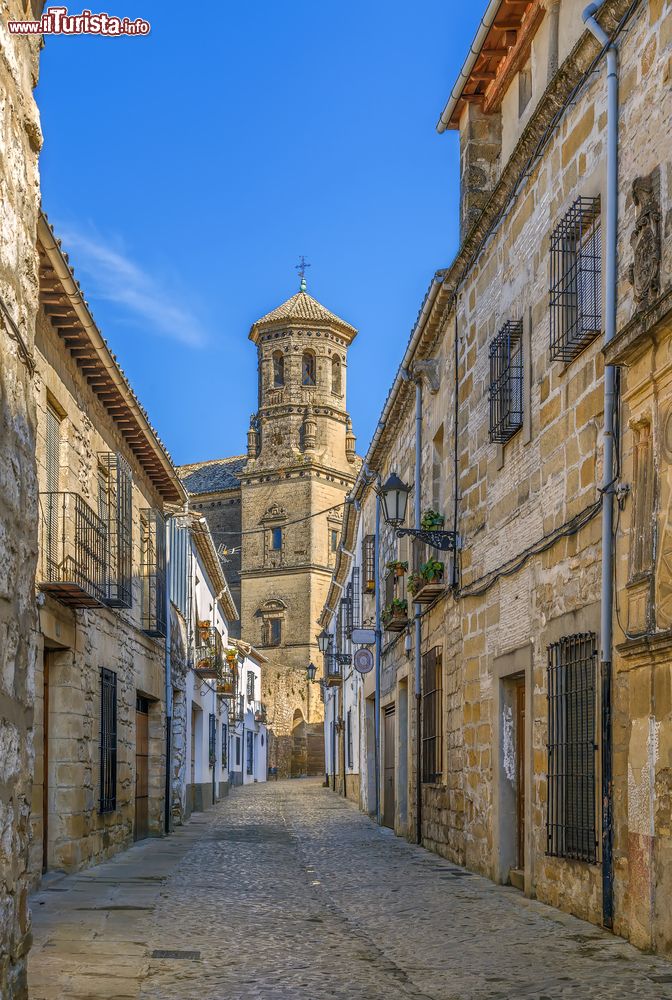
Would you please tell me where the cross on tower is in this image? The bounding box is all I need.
[295,255,311,291]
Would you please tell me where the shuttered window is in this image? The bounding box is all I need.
[100,668,117,813]
[422,647,443,783]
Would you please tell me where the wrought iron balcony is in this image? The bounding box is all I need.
[39,492,107,608]
[216,650,238,699]
[253,701,267,723]
[194,623,223,680]
[325,653,342,688]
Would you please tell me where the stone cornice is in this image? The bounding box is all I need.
[603,287,672,367]
[616,628,672,664]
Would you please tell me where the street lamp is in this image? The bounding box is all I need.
[316,629,331,654]
[306,661,317,683]
[380,471,412,527]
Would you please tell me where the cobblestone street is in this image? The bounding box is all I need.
[29,779,672,999]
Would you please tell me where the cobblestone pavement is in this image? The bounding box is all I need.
[30,779,672,999]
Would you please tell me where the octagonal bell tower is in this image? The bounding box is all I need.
[240,276,359,777]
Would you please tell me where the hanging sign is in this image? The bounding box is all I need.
[351,627,376,645]
[353,647,374,675]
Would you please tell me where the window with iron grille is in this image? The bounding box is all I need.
[337,596,350,653]
[209,713,216,767]
[549,197,602,363]
[350,567,361,634]
[235,736,241,766]
[422,646,442,783]
[489,320,523,444]
[346,708,353,770]
[99,668,117,813]
[221,723,228,767]
[362,535,376,594]
[246,670,255,701]
[140,509,167,637]
[547,633,598,863]
[99,452,133,608]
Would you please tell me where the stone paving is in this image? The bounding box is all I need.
[29,779,672,999]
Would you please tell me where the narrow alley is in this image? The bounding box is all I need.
[29,780,672,1000]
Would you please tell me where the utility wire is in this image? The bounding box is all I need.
[205,501,346,538]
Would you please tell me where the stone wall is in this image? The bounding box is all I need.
[0,6,43,996]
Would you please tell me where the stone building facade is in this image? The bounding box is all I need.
[31,215,185,878]
[0,7,44,996]
[320,0,672,957]
[180,285,360,777]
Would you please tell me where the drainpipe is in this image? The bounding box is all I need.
[164,517,172,835]
[414,379,423,845]
[583,0,618,931]
[452,312,460,590]
[374,489,382,825]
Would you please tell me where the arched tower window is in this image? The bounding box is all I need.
[302,351,316,387]
[331,356,341,395]
[272,351,284,387]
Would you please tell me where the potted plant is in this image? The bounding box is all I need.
[420,558,444,582]
[386,559,408,578]
[420,509,445,530]
[407,571,422,595]
[382,597,408,626]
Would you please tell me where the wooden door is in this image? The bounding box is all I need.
[516,682,525,870]
[383,704,395,829]
[135,696,149,841]
[42,652,49,872]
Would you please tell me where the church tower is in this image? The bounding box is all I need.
[241,275,359,776]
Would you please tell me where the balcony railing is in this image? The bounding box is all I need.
[39,492,107,608]
[194,624,223,680]
[216,650,238,699]
[325,653,341,688]
[253,701,267,723]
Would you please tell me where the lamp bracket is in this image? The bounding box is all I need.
[335,653,352,665]
[395,528,457,552]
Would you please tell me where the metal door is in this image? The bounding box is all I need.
[135,696,149,841]
[383,704,395,829]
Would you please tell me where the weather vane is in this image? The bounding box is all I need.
[295,255,311,292]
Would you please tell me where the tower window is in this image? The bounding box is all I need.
[263,618,282,646]
[302,351,316,386]
[331,356,341,395]
[272,351,284,387]
[330,529,338,552]
[271,526,283,550]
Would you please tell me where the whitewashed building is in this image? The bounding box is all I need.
[228,640,268,785]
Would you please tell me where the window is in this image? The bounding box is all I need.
[547,633,598,863]
[347,567,361,635]
[346,709,353,770]
[263,617,282,647]
[489,320,523,444]
[99,452,133,608]
[331,356,341,394]
[246,670,255,701]
[362,535,375,593]
[422,646,442,783]
[246,731,254,775]
[330,529,339,553]
[519,61,532,116]
[140,509,167,637]
[235,736,241,767]
[272,350,284,387]
[302,351,316,386]
[100,668,117,813]
[221,724,228,767]
[271,526,282,550]
[44,403,61,572]
[629,421,655,581]
[550,196,602,363]
[432,425,444,510]
[209,713,216,767]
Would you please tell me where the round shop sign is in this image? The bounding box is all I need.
[353,647,374,675]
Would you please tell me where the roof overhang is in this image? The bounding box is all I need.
[37,213,186,507]
[436,0,544,132]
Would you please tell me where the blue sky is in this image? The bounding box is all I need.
[37,1,481,466]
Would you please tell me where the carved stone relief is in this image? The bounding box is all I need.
[628,169,661,309]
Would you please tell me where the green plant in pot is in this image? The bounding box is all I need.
[407,572,422,595]
[382,598,408,624]
[386,559,408,578]
[420,509,445,530]
[420,558,444,583]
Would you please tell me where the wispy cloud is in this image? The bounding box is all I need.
[57,225,207,348]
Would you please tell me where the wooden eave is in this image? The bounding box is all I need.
[448,0,543,127]
[37,221,185,507]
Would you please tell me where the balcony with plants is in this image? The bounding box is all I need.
[194,621,224,680]
[407,559,446,604]
[382,597,408,632]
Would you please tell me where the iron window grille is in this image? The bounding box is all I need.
[325,651,341,682]
[246,670,255,701]
[337,596,350,655]
[208,713,216,767]
[349,567,361,635]
[221,724,228,767]
[246,731,254,775]
[99,668,117,813]
[362,535,376,593]
[549,196,602,363]
[546,633,598,864]
[422,646,443,783]
[99,452,133,608]
[140,509,167,637]
[489,320,524,444]
[39,492,108,607]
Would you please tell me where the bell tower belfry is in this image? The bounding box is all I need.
[240,276,359,778]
